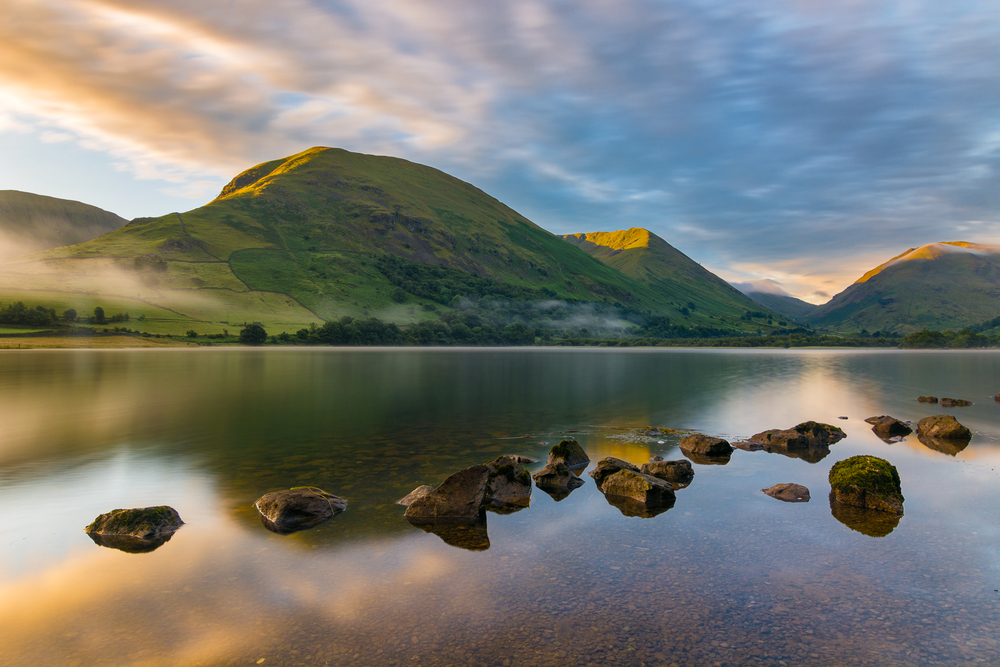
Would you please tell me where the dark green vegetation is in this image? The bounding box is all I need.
[0,190,126,257]
[804,242,1000,334]
[829,456,903,504]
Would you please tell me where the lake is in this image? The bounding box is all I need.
[1,348,999,666]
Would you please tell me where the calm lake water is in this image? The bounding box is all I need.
[1,348,999,666]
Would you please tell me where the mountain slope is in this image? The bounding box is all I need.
[561,228,773,323]
[0,191,126,258]
[803,242,1000,333]
[3,147,761,334]
[742,291,817,321]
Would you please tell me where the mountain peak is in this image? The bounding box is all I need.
[563,228,655,253]
[856,241,1000,284]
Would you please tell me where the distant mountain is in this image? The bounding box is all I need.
[2,148,766,334]
[0,191,126,258]
[803,242,1000,333]
[730,280,817,321]
[561,228,773,323]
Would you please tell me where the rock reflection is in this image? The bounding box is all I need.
[603,494,675,518]
[762,443,830,463]
[829,492,901,538]
[917,433,970,457]
[87,531,175,554]
[259,513,332,536]
[405,516,490,551]
[682,450,731,466]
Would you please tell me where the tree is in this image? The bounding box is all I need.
[93,306,106,324]
[239,323,267,345]
[62,309,77,322]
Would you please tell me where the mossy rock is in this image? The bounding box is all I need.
[484,455,532,511]
[829,455,904,515]
[546,439,590,468]
[85,506,184,540]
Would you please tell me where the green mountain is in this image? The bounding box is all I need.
[2,147,766,335]
[0,190,126,258]
[744,292,816,321]
[561,228,777,323]
[803,242,1000,333]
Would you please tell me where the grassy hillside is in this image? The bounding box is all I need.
[803,242,1000,333]
[743,291,817,321]
[0,191,126,257]
[561,228,780,325]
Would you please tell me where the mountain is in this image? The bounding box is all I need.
[730,280,817,321]
[803,242,1000,333]
[561,228,777,323]
[0,191,126,258]
[1,147,763,335]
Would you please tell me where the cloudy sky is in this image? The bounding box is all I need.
[1,0,997,303]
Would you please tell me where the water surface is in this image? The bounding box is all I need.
[1,348,999,666]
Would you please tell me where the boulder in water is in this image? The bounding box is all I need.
[939,397,971,407]
[85,506,184,552]
[748,421,845,449]
[829,455,904,515]
[679,434,733,457]
[917,396,938,403]
[404,465,490,520]
[865,415,912,439]
[916,414,972,442]
[601,469,676,508]
[588,457,639,490]
[533,461,585,491]
[761,483,811,503]
[484,455,532,511]
[256,487,346,535]
[640,460,695,488]
[545,439,590,469]
[397,485,434,507]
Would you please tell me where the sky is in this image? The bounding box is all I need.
[0,0,997,304]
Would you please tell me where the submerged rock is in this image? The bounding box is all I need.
[601,469,676,509]
[940,397,972,407]
[406,515,490,551]
[917,396,938,403]
[85,506,183,553]
[256,487,347,535]
[589,457,639,490]
[484,455,532,511]
[545,439,590,469]
[404,465,490,520]
[761,483,811,503]
[397,485,435,507]
[916,414,972,442]
[865,415,913,439]
[640,460,695,489]
[829,492,901,538]
[829,455,904,515]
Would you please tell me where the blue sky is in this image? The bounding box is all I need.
[1,0,997,302]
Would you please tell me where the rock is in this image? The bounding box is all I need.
[545,439,590,469]
[256,487,347,535]
[85,506,183,553]
[640,460,695,489]
[761,483,811,503]
[652,455,664,462]
[829,455,904,515]
[397,485,435,507]
[679,433,733,457]
[484,455,532,511]
[86,505,183,540]
[829,492,901,538]
[732,440,764,452]
[916,414,972,441]
[866,415,913,439]
[940,397,972,407]
[994,392,1000,402]
[838,416,848,420]
[588,457,639,490]
[601,469,676,508]
[508,455,537,464]
[918,395,938,403]
[404,465,490,520]
[405,515,490,551]
[533,461,585,491]
[748,421,846,449]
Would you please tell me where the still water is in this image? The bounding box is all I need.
[1,348,999,666]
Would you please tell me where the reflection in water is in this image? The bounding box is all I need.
[829,492,902,537]
[917,433,970,456]
[762,442,831,463]
[406,515,491,551]
[86,531,175,554]
[682,450,731,465]
[3,349,1000,665]
[603,493,675,518]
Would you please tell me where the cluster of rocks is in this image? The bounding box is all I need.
[864,411,972,455]
[735,421,846,463]
[588,456,693,518]
[86,485,350,553]
[918,395,973,407]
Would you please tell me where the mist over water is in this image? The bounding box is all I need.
[1,348,999,666]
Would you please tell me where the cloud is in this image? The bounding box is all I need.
[0,0,998,294]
